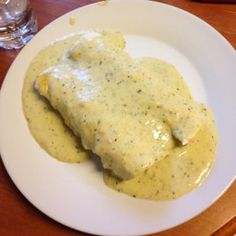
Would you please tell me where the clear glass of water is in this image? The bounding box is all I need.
[0,0,37,50]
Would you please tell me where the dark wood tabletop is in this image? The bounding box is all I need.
[0,0,235,235]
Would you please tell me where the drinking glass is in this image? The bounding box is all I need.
[0,0,37,49]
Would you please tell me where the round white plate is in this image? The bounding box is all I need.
[0,0,236,235]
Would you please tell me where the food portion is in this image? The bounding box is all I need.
[35,31,201,179]
[23,30,217,200]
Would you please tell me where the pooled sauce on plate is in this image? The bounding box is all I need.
[104,113,217,200]
[22,31,217,200]
[23,35,89,163]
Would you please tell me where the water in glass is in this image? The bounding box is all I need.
[0,0,37,49]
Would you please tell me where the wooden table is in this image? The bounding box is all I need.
[0,0,235,235]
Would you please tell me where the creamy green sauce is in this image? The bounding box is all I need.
[22,32,217,200]
[104,111,217,200]
[23,35,89,163]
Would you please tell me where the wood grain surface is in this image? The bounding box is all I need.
[0,0,235,235]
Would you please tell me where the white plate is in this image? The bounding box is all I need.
[0,0,236,235]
